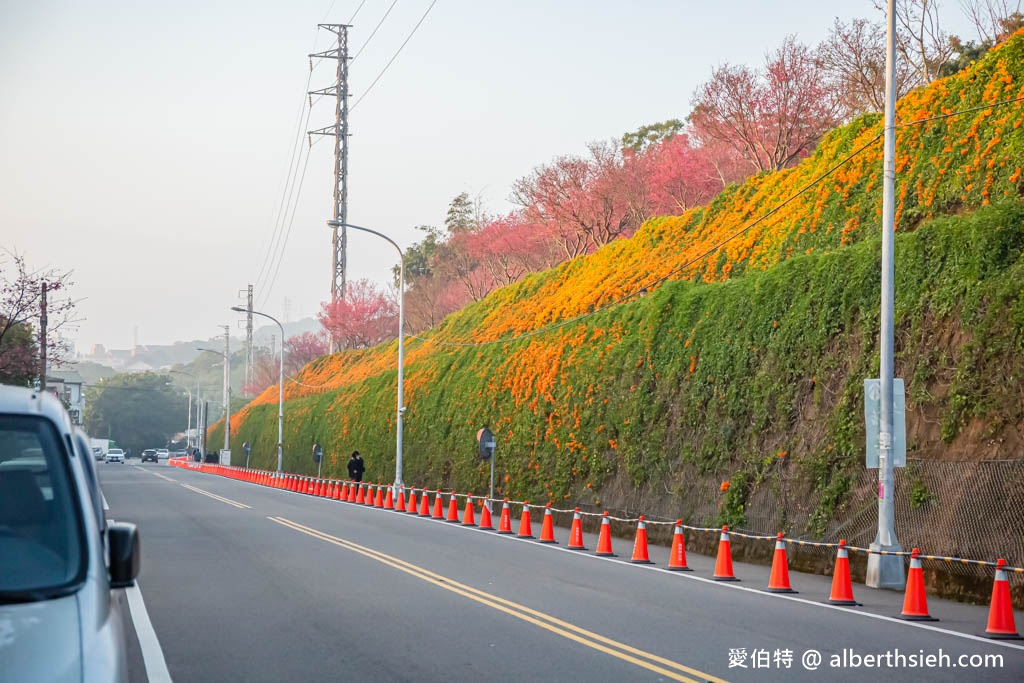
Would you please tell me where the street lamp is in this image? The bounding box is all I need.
[326,220,406,488]
[197,345,231,454]
[170,370,199,452]
[231,305,285,474]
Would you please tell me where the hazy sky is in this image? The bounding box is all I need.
[1,1,980,352]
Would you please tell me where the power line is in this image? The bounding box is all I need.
[351,0,400,64]
[350,0,437,112]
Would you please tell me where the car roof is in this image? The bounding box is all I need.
[0,385,73,432]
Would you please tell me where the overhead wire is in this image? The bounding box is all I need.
[350,0,438,112]
[351,0,400,64]
[404,93,1024,350]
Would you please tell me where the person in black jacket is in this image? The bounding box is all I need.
[347,450,365,482]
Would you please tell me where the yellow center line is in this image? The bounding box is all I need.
[132,466,177,483]
[181,484,251,509]
[269,516,728,683]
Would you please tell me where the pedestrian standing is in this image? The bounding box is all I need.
[347,450,364,482]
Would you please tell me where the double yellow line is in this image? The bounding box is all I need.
[268,516,727,683]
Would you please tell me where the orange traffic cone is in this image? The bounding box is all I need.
[827,540,859,605]
[517,502,534,538]
[431,490,444,519]
[355,483,366,504]
[395,486,406,512]
[667,521,691,571]
[630,516,652,564]
[462,494,476,526]
[383,485,394,510]
[322,480,331,498]
[899,548,935,620]
[767,533,795,592]
[595,512,615,557]
[334,481,343,500]
[497,499,513,534]
[406,488,418,514]
[446,492,460,522]
[479,499,494,530]
[373,484,384,508]
[538,504,557,543]
[418,489,431,516]
[567,508,586,550]
[713,526,738,581]
[983,558,1021,639]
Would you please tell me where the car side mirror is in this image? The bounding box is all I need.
[108,522,140,588]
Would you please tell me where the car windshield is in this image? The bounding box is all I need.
[108,449,123,455]
[0,414,85,600]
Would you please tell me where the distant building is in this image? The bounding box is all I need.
[45,368,86,426]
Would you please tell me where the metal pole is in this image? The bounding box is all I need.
[186,389,193,451]
[867,0,905,590]
[223,327,231,453]
[489,456,494,513]
[329,221,405,488]
[232,306,285,474]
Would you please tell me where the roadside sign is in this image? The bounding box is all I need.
[312,444,323,463]
[477,428,496,460]
[864,378,906,468]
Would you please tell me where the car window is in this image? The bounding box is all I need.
[0,414,86,600]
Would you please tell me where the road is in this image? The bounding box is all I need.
[99,462,1024,682]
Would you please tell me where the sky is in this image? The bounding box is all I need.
[0,1,982,353]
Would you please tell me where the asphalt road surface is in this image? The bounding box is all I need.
[99,462,1024,682]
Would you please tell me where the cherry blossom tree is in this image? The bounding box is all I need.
[317,278,398,350]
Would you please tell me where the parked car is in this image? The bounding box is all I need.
[105,448,125,464]
[141,449,158,463]
[155,448,170,460]
[0,385,140,682]
[92,446,104,461]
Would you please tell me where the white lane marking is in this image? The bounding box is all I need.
[125,583,173,683]
[180,483,251,509]
[132,465,177,483]
[341,502,1024,652]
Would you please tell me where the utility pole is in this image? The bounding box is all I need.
[39,282,48,390]
[866,0,905,590]
[241,285,254,393]
[222,325,231,453]
[308,23,351,352]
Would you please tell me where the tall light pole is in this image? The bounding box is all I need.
[197,345,231,454]
[327,220,406,488]
[170,370,199,451]
[867,0,905,590]
[232,305,285,474]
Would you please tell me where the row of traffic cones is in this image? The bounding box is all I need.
[184,463,1021,640]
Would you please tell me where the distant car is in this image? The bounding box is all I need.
[141,449,158,463]
[155,448,170,460]
[172,449,187,458]
[105,448,125,464]
[93,447,104,461]
[0,385,140,683]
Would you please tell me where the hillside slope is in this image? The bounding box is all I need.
[220,33,1024,579]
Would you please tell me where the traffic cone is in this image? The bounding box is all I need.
[497,499,513,534]
[983,559,1021,639]
[827,540,858,605]
[899,549,935,620]
[406,488,418,514]
[373,484,384,508]
[567,508,586,550]
[355,483,366,504]
[395,486,406,512]
[446,493,460,522]
[334,481,343,500]
[713,526,738,581]
[517,502,534,538]
[595,512,615,556]
[538,504,557,543]
[766,533,795,592]
[479,499,494,530]
[462,494,476,526]
[383,485,394,510]
[418,490,431,516]
[314,479,323,497]
[667,521,691,571]
[630,516,652,564]
[431,490,444,519]
[348,481,359,502]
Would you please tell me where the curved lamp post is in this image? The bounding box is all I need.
[326,220,406,488]
[169,369,199,451]
[231,306,285,474]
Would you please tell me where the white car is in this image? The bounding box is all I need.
[0,385,140,682]
[105,448,125,464]
[155,448,170,460]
